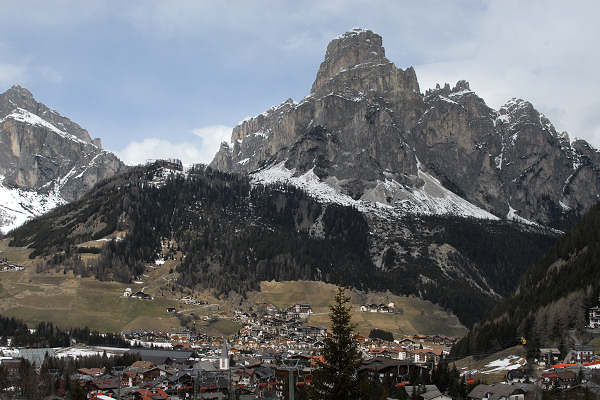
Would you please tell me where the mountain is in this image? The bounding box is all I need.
[0,85,126,233]
[452,202,600,357]
[7,29,592,328]
[211,28,599,231]
[9,163,557,326]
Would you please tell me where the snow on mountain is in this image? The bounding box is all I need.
[251,160,498,221]
[0,175,66,234]
[0,86,126,234]
[0,107,92,147]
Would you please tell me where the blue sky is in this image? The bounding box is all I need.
[1,1,598,165]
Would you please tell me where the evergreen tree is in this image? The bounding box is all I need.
[311,287,361,400]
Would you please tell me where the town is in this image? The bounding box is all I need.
[2,298,600,399]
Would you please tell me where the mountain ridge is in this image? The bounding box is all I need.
[211,28,598,231]
[7,162,558,326]
[452,201,600,357]
[0,85,126,233]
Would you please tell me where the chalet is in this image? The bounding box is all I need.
[468,384,529,400]
[505,369,526,383]
[398,337,416,346]
[131,291,153,300]
[405,385,451,400]
[409,348,442,365]
[564,345,594,363]
[359,357,408,382]
[135,388,169,400]
[169,330,192,341]
[290,303,312,318]
[539,348,561,366]
[78,367,106,377]
[1,358,22,379]
[541,370,577,390]
[587,298,600,328]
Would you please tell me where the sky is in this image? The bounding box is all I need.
[0,1,598,166]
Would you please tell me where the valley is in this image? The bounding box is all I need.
[0,239,465,338]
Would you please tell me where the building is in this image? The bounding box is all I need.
[539,348,561,366]
[220,341,230,370]
[564,345,594,363]
[468,384,530,400]
[405,385,451,400]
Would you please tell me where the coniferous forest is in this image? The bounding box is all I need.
[452,202,600,357]
[9,163,558,327]
[0,314,127,348]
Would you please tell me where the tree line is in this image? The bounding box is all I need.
[0,314,128,348]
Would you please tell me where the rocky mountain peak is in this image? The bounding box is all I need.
[0,85,127,232]
[211,30,600,231]
[6,84,34,99]
[311,28,394,94]
[0,85,93,144]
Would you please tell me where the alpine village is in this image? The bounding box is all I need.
[1,9,600,400]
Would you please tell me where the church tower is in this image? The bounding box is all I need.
[219,340,229,370]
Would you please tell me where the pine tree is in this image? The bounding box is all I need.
[311,287,361,400]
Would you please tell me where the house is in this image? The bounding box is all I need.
[539,348,561,366]
[468,383,530,400]
[128,349,193,365]
[398,338,416,346]
[78,367,106,377]
[359,357,409,382]
[135,388,169,400]
[405,385,451,400]
[541,370,577,389]
[588,299,600,329]
[1,358,22,380]
[131,291,153,300]
[408,348,442,365]
[564,345,594,363]
[289,303,312,318]
[505,369,526,383]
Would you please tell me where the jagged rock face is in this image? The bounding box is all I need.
[213,29,425,199]
[0,85,126,233]
[211,29,600,230]
[415,82,597,229]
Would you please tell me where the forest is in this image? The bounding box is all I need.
[9,163,558,327]
[452,202,600,357]
[0,314,128,348]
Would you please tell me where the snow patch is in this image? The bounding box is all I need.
[506,204,540,227]
[0,175,66,234]
[0,108,91,147]
[251,160,499,221]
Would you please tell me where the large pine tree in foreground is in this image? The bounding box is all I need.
[311,287,361,399]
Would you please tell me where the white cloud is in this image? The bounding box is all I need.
[117,125,232,167]
[192,124,233,158]
[118,138,204,166]
[413,0,600,145]
[0,64,27,86]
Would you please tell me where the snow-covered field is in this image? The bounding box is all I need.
[461,355,526,376]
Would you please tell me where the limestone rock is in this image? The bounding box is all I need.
[211,29,600,230]
[0,85,126,232]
